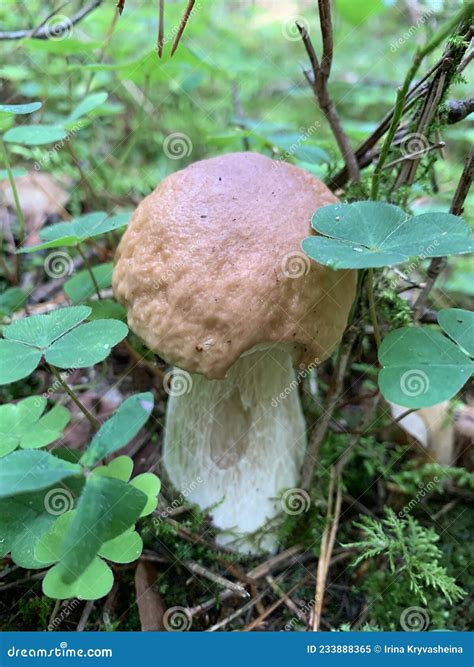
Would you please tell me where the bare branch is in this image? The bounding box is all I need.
[297,15,360,183]
[170,0,196,57]
[414,146,473,320]
[0,0,103,40]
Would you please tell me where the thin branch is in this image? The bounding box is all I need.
[301,328,357,490]
[48,364,100,430]
[311,468,341,631]
[414,146,473,319]
[297,4,360,183]
[170,0,196,57]
[0,0,103,40]
[157,0,165,58]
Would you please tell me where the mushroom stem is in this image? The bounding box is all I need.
[163,344,307,554]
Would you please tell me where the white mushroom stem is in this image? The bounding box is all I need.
[163,344,307,554]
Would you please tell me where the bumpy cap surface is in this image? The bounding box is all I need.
[113,152,356,379]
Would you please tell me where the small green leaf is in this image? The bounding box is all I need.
[302,202,474,269]
[45,319,128,368]
[87,298,126,321]
[379,327,474,408]
[27,404,71,450]
[58,475,147,582]
[438,308,474,357]
[0,397,70,454]
[99,528,143,563]
[131,472,161,517]
[0,102,42,114]
[43,557,113,600]
[4,124,67,145]
[0,450,81,498]
[35,511,74,564]
[64,263,113,304]
[68,92,108,122]
[93,456,134,481]
[4,305,91,348]
[0,340,42,385]
[0,492,57,568]
[0,287,27,317]
[81,393,154,466]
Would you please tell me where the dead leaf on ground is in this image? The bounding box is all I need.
[0,172,69,245]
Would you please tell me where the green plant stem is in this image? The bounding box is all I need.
[0,139,25,244]
[48,363,100,430]
[77,244,102,299]
[367,269,381,349]
[370,5,470,200]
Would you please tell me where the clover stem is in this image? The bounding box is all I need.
[367,269,381,349]
[48,363,100,430]
[1,139,25,245]
[77,244,102,300]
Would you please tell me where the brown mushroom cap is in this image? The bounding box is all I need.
[113,152,356,379]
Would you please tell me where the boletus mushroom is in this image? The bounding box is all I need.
[113,151,356,553]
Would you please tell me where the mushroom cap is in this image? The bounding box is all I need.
[113,152,356,379]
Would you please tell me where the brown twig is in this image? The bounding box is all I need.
[414,146,473,320]
[170,0,196,57]
[157,0,165,57]
[301,328,357,490]
[0,0,103,40]
[183,560,250,598]
[311,467,342,631]
[297,3,360,182]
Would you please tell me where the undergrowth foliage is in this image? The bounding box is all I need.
[0,0,472,631]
